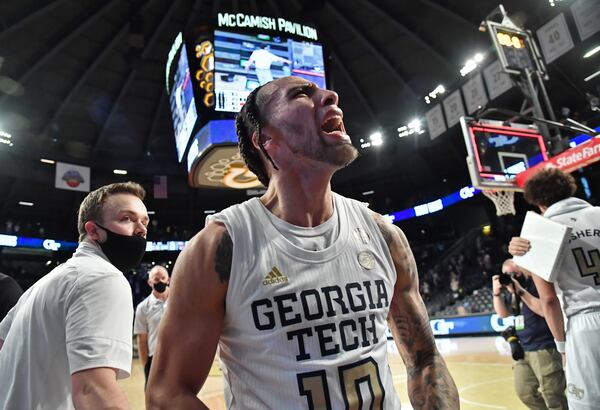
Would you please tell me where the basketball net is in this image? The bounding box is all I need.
[482,190,516,216]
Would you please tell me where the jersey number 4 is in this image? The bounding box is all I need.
[297,357,385,409]
[572,247,600,286]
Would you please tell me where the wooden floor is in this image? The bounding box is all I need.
[120,336,527,409]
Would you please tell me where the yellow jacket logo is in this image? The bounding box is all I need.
[263,267,288,285]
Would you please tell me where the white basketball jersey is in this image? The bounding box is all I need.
[545,197,600,318]
[207,193,402,409]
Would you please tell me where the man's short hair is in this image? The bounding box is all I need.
[523,167,577,208]
[149,265,169,278]
[77,182,146,241]
[236,85,272,186]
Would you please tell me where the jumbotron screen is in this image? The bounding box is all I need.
[213,29,326,112]
[168,42,198,162]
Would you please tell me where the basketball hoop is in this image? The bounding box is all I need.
[482,190,516,216]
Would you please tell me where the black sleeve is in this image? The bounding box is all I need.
[0,275,24,321]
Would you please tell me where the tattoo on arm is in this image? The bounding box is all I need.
[374,216,394,246]
[377,213,459,409]
[214,230,232,283]
[391,305,459,409]
[374,215,418,285]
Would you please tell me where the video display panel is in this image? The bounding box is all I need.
[168,43,198,162]
[213,29,326,112]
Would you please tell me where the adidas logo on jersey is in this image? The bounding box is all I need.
[263,267,288,286]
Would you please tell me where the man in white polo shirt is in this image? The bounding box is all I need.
[0,182,149,409]
[134,264,170,388]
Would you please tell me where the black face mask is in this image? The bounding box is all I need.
[153,281,168,293]
[95,223,146,271]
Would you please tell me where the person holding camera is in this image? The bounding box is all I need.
[492,259,567,410]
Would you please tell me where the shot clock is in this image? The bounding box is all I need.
[486,21,546,76]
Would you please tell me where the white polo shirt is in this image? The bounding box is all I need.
[0,241,133,410]
[134,293,167,357]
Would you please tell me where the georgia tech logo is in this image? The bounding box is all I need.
[204,153,262,189]
[490,314,515,332]
[459,186,476,199]
[430,319,455,335]
[262,266,288,286]
[43,239,61,251]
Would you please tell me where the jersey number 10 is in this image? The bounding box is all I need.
[297,357,385,409]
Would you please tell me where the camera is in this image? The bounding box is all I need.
[501,326,524,361]
[498,272,514,286]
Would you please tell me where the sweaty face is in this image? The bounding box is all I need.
[260,77,358,168]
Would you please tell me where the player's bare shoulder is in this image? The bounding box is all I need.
[212,222,232,283]
[180,221,232,284]
[371,212,407,248]
[371,212,417,285]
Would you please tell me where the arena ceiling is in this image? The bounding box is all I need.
[0,0,598,239]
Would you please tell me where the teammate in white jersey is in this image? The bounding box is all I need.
[510,167,600,410]
[147,76,459,409]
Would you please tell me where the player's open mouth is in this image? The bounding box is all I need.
[320,115,349,142]
[321,116,343,134]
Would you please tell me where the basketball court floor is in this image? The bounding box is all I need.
[119,335,529,409]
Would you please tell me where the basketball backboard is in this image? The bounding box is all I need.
[461,116,549,191]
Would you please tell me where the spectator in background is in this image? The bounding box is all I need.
[0,182,148,409]
[510,167,600,409]
[421,280,431,301]
[492,259,567,409]
[134,265,170,388]
[450,273,460,300]
[4,219,13,233]
[0,272,23,321]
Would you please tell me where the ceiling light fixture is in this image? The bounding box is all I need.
[40,158,55,164]
[113,169,128,175]
[18,201,34,206]
[460,52,486,77]
[369,132,383,146]
[425,84,445,104]
[0,130,13,146]
[398,119,425,137]
[583,45,600,59]
[584,70,600,82]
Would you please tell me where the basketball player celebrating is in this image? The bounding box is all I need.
[509,167,600,410]
[147,76,459,409]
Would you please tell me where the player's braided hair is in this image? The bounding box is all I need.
[236,85,278,187]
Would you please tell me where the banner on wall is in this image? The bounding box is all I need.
[425,104,446,140]
[55,162,90,192]
[442,89,465,128]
